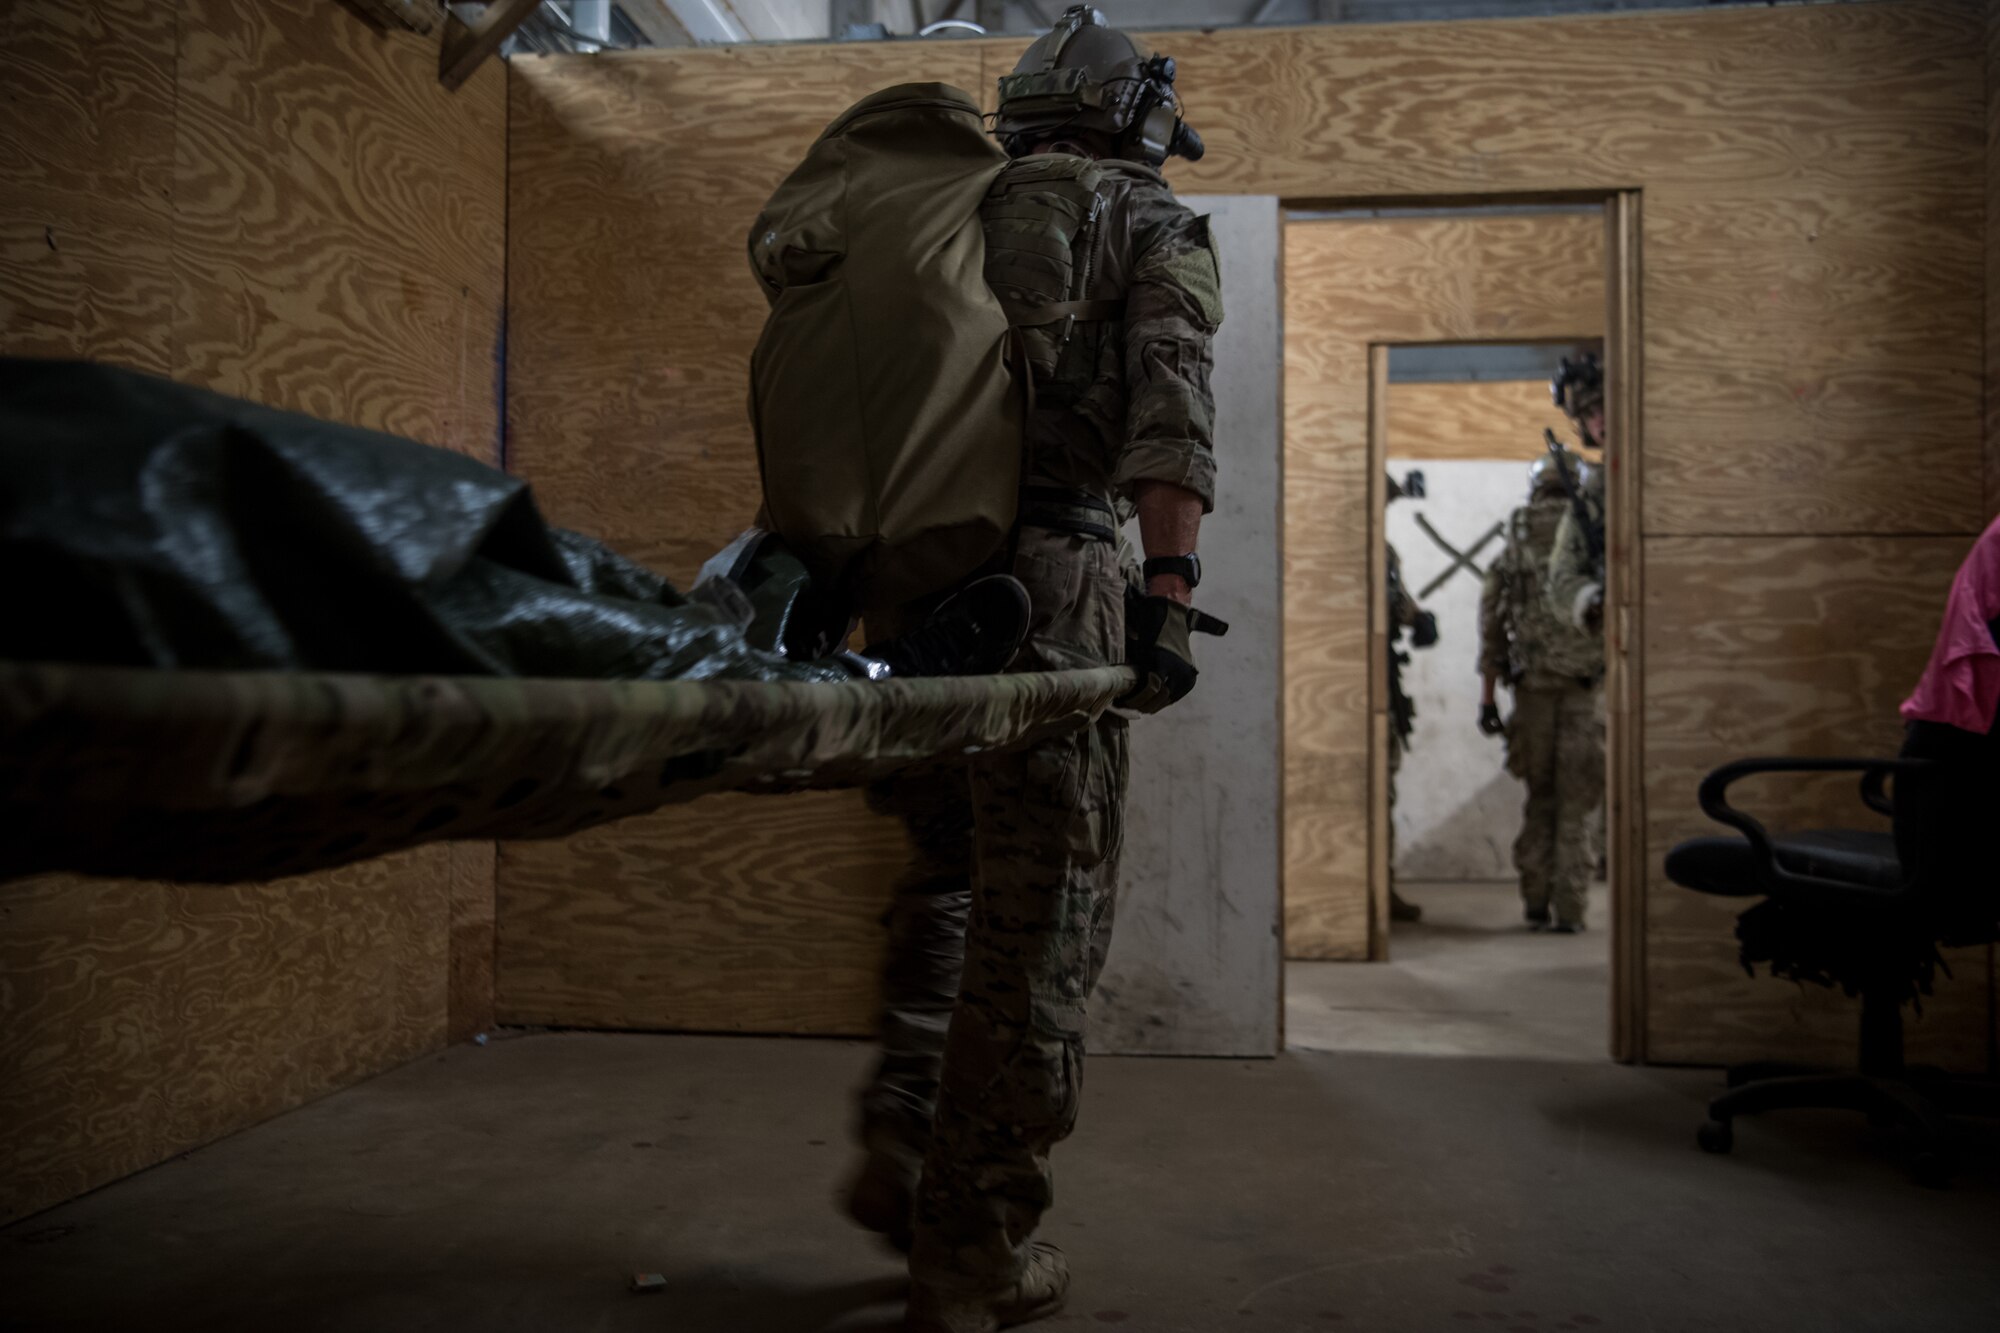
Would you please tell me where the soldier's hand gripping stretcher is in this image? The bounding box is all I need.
[1117,588,1229,714]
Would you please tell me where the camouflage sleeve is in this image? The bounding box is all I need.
[1115,205,1222,511]
[1543,508,1603,631]
[1478,550,1511,682]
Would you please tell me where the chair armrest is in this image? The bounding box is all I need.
[1695,756,1933,894]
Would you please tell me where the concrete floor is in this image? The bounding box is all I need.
[5,1031,2000,1332]
[1288,881,1611,1062]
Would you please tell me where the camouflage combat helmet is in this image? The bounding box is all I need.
[994,5,1206,166]
[1550,350,1604,421]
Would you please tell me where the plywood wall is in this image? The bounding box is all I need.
[1388,380,1576,463]
[0,0,507,1220]
[507,1,1989,1064]
[1284,212,1604,960]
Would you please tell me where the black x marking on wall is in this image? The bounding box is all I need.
[1413,513,1506,600]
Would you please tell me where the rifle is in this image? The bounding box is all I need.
[1543,428,1605,578]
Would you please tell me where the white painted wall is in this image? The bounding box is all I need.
[1090,195,1282,1058]
[1385,457,1534,881]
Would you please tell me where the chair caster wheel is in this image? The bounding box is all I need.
[1909,1150,1953,1189]
[1697,1119,1734,1154]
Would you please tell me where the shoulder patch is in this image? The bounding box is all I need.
[1157,214,1222,327]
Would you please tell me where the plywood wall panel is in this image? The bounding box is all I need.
[174,0,507,458]
[497,792,905,1034]
[1158,6,1979,203]
[1149,5,1984,539]
[1643,185,1982,536]
[0,0,507,1219]
[1642,533,1988,1069]
[0,850,452,1221]
[1387,380,1574,462]
[1284,213,1602,958]
[0,0,176,372]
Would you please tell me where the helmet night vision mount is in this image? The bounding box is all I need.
[993,5,1206,167]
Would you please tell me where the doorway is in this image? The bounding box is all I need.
[1279,199,1642,1062]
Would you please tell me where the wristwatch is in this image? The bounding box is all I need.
[1142,553,1202,590]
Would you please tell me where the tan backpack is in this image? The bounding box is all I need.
[748,83,1109,620]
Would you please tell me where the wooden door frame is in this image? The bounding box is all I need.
[1603,191,1644,1064]
[1358,190,1645,1059]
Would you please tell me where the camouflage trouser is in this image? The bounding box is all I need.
[1505,681,1604,925]
[861,526,1129,1290]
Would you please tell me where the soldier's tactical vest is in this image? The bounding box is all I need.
[1500,497,1605,687]
[981,155,1119,382]
[747,83,1111,621]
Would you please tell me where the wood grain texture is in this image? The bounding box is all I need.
[1386,380,1574,462]
[503,42,983,1032]
[447,842,499,1043]
[497,792,905,1034]
[0,0,176,371]
[1283,212,1603,959]
[1143,3,1984,538]
[0,849,452,1222]
[0,0,506,1218]
[1643,534,1990,1070]
[174,0,508,458]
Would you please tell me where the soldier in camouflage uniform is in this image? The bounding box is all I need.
[1542,353,1608,636]
[1384,484,1439,924]
[843,10,1223,1330]
[1478,447,1605,932]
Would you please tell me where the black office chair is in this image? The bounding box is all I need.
[1664,756,1998,1186]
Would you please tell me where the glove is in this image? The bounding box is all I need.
[1119,591,1228,714]
[1478,702,1505,737]
[1410,610,1438,649]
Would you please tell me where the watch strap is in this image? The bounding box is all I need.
[1143,554,1201,590]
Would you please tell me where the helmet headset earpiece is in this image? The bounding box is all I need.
[994,5,1205,167]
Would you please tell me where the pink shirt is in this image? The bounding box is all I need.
[1901,516,2000,735]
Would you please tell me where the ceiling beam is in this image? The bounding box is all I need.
[440,0,544,89]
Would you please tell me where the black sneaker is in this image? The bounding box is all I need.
[864,575,1031,678]
[1525,906,1551,931]
[1548,919,1585,935]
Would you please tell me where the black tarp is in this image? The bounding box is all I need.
[0,359,842,683]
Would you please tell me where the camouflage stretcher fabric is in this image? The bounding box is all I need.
[0,661,1134,885]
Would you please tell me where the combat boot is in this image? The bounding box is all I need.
[866,575,1031,677]
[905,1243,1070,1333]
